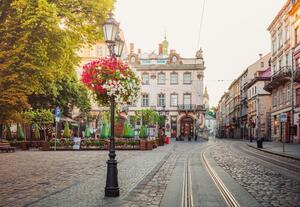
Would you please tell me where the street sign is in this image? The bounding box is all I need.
[55,107,61,122]
[280,113,287,123]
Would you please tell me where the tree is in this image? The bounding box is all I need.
[0,0,113,122]
[63,122,71,138]
[21,109,53,140]
[16,123,25,141]
[139,126,148,139]
[29,75,91,117]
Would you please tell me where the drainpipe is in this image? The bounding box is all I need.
[291,48,295,143]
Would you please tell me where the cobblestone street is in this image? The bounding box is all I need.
[1,139,300,207]
[0,144,173,207]
[210,140,300,207]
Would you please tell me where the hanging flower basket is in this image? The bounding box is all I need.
[81,57,141,105]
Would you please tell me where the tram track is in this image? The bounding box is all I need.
[182,155,193,207]
[201,149,240,207]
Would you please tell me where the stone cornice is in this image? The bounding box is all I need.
[132,64,205,71]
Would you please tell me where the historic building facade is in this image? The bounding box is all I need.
[264,0,296,143]
[126,39,206,139]
[290,0,300,143]
[247,65,272,141]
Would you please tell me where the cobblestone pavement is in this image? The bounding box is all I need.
[210,140,300,207]
[118,141,210,207]
[0,144,173,207]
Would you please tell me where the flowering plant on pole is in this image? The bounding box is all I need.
[81,57,141,105]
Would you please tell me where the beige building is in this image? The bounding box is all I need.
[264,0,296,142]
[126,38,206,139]
[216,92,229,137]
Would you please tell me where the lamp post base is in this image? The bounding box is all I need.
[105,159,119,197]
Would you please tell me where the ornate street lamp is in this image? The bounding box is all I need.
[103,12,122,197]
[115,34,125,58]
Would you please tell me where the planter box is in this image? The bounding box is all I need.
[140,139,147,150]
[21,141,29,150]
[146,141,153,150]
[41,141,50,151]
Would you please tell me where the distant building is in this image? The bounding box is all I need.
[246,54,272,140]
[126,36,206,139]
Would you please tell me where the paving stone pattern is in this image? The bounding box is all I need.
[210,143,300,207]
[0,145,173,207]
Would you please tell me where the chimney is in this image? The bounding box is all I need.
[159,44,163,55]
[138,48,141,55]
[259,53,263,59]
[130,43,134,53]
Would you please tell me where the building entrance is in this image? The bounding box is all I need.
[180,117,194,140]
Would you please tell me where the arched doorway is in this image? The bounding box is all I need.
[180,116,194,140]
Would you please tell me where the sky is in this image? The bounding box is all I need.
[115,0,285,107]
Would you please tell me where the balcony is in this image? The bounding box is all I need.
[264,66,291,92]
[177,104,205,112]
[294,64,300,83]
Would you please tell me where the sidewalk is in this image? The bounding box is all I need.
[247,141,300,160]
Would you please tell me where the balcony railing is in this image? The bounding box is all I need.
[294,64,300,83]
[177,104,205,111]
[264,66,292,92]
[271,66,291,81]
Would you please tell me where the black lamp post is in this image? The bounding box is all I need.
[103,12,124,197]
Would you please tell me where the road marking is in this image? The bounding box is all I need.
[202,150,240,207]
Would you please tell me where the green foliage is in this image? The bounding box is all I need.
[158,115,166,127]
[63,122,71,138]
[5,125,12,140]
[123,122,134,138]
[16,123,25,141]
[139,125,148,139]
[32,123,40,140]
[22,109,53,125]
[0,0,113,122]
[101,123,110,138]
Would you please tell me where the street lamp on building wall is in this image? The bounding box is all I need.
[102,12,125,197]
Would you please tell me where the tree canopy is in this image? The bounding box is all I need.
[0,0,114,123]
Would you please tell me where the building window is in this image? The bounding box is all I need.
[142,73,149,85]
[285,24,289,41]
[183,94,191,106]
[278,28,283,48]
[272,37,277,53]
[183,72,192,84]
[273,91,277,107]
[158,94,165,107]
[141,94,149,106]
[95,45,103,57]
[170,73,178,84]
[170,94,178,107]
[260,62,264,68]
[273,116,277,135]
[287,84,290,103]
[158,73,166,85]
